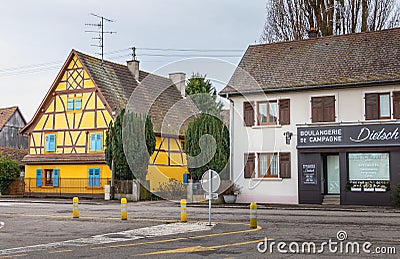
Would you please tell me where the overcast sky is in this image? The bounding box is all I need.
[0,0,266,121]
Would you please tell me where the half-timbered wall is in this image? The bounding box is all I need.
[24,52,190,193]
[29,56,113,155]
[147,136,189,191]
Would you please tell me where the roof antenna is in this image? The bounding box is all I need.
[131,47,137,61]
[85,13,116,65]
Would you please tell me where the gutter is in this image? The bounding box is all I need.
[226,93,234,181]
[221,78,400,97]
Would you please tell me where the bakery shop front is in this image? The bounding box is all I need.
[297,123,400,206]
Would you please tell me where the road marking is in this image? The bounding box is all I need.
[0,254,28,258]
[0,222,212,256]
[0,213,248,226]
[92,237,188,250]
[135,239,265,256]
[92,225,262,250]
[0,222,4,230]
[48,249,73,254]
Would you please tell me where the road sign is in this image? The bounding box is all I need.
[201,169,221,226]
[200,170,221,193]
[204,193,218,200]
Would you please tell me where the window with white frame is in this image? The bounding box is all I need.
[243,99,290,127]
[257,101,277,125]
[244,152,291,179]
[258,153,279,177]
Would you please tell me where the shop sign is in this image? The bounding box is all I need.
[297,123,400,148]
[302,164,317,185]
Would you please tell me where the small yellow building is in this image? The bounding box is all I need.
[21,50,197,196]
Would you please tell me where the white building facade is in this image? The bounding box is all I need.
[221,28,400,206]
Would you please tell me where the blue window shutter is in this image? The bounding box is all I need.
[96,133,102,151]
[88,168,94,187]
[50,134,56,152]
[45,135,50,151]
[94,168,100,187]
[53,169,59,187]
[36,169,42,187]
[67,99,74,110]
[45,134,56,152]
[75,99,82,110]
[90,134,96,151]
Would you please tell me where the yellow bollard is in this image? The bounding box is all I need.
[180,199,187,222]
[72,197,79,218]
[121,198,127,220]
[250,202,257,229]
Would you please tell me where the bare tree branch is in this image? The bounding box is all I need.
[261,0,400,43]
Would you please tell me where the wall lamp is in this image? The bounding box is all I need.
[283,131,293,145]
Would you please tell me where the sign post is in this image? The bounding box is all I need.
[201,169,220,226]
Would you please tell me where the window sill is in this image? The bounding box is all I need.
[362,119,397,123]
[298,119,399,127]
[251,125,282,129]
[306,121,339,126]
[250,178,283,182]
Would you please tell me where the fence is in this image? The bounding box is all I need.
[7,178,111,198]
[5,178,230,201]
[4,178,155,200]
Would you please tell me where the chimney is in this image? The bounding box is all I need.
[169,72,186,97]
[127,60,140,80]
[308,27,318,39]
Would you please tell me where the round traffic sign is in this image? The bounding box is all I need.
[201,169,221,193]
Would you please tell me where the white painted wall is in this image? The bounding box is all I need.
[229,84,400,204]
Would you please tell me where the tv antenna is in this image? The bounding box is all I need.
[85,13,116,65]
[131,47,137,61]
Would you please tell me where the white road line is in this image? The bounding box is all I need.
[0,222,4,229]
[0,222,212,255]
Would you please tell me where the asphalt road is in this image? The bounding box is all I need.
[0,199,399,258]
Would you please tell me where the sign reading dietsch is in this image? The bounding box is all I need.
[297,123,400,148]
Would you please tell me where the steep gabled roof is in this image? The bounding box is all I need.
[75,51,138,111]
[21,50,198,135]
[75,51,198,134]
[0,106,26,131]
[221,28,400,95]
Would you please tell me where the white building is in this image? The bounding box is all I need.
[220,28,400,206]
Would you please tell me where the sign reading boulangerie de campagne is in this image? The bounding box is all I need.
[297,123,400,148]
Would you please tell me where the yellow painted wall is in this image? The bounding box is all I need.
[24,164,112,194]
[147,165,189,192]
[28,54,113,156]
[26,54,190,194]
[147,136,189,191]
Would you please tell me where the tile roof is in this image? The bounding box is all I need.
[22,50,198,136]
[76,51,139,111]
[0,106,18,130]
[21,153,105,164]
[221,28,400,95]
[75,50,198,134]
[0,147,28,166]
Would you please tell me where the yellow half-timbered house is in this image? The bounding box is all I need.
[21,50,197,196]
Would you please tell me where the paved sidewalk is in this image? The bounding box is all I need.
[1,196,399,213]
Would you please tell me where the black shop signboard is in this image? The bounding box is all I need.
[297,123,400,148]
[302,164,317,185]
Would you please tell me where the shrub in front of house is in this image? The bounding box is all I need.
[0,155,20,194]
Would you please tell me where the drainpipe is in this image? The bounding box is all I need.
[226,93,234,181]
